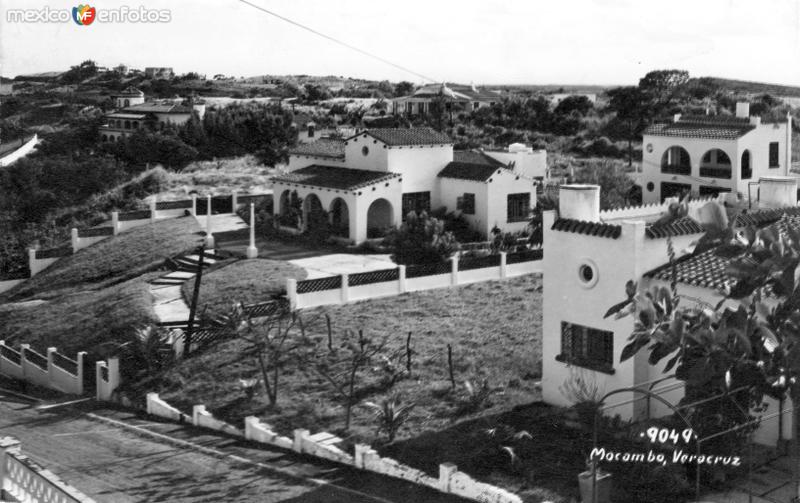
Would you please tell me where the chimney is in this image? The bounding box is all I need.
[735,102,750,118]
[559,184,601,222]
[758,176,797,209]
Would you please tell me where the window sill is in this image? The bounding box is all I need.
[555,354,615,375]
[507,218,529,223]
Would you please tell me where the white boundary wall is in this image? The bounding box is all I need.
[289,253,543,310]
[143,393,522,503]
[0,342,84,395]
[0,134,38,167]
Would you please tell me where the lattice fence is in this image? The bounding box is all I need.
[118,209,152,221]
[0,345,21,365]
[459,254,501,271]
[51,352,78,375]
[405,261,451,278]
[35,246,72,259]
[24,347,48,370]
[78,226,114,238]
[348,268,400,286]
[155,199,192,210]
[243,299,288,318]
[296,275,343,293]
[506,249,543,264]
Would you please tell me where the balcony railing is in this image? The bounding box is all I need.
[699,166,732,179]
[661,164,691,175]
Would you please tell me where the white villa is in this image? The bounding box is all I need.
[541,178,800,447]
[391,83,501,116]
[100,89,206,142]
[640,102,793,204]
[273,128,541,243]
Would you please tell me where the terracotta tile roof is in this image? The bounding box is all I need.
[124,103,193,114]
[272,165,399,191]
[735,206,800,227]
[349,128,452,146]
[289,138,345,159]
[645,217,705,239]
[551,219,622,239]
[438,150,508,181]
[643,116,755,140]
[645,212,800,293]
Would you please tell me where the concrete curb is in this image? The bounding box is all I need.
[84,411,397,503]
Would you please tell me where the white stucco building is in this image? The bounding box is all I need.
[541,179,800,446]
[391,83,501,116]
[100,92,206,142]
[273,128,539,243]
[640,102,793,205]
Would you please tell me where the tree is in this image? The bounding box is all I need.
[394,81,415,97]
[383,211,460,265]
[606,86,649,166]
[313,329,390,430]
[554,95,593,116]
[638,69,690,117]
[573,160,634,210]
[226,301,302,406]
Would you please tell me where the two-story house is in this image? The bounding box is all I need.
[272,128,539,243]
[640,103,793,204]
[100,93,206,142]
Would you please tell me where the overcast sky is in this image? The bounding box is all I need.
[1,0,799,87]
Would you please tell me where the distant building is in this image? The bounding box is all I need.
[275,128,539,243]
[99,93,205,142]
[113,64,129,75]
[144,67,174,80]
[110,86,145,108]
[391,83,500,116]
[640,102,793,204]
[547,93,597,105]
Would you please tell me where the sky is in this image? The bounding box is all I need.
[1,0,799,87]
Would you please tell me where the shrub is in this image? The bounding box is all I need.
[382,211,459,265]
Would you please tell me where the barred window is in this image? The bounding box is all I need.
[557,322,614,374]
[769,142,780,168]
[402,191,431,219]
[457,193,475,215]
[507,193,530,222]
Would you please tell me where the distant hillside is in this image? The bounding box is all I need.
[699,77,800,98]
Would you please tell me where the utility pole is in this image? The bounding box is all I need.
[184,244,205,357]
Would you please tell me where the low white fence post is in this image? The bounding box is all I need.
[293,429,310,453]
[46,347,56,385]
[398,265,407,293]
[70,228,79,253]
[191,194,197,217]
[246,202,258,259]
[149,199,157,223]
[0,437,21,485]
[231,191,238,212]
[340,274,349,303]
[76,351,85,395]
[111,211,120,235]
[450,256,459,286]
[286,279,298,310]
[439,462,458,493]
[28,249,37,277]
[500,251,508,279]
[205,195,215,248]
[20,344,29,379]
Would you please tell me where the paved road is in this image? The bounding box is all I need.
[0,389,467,503]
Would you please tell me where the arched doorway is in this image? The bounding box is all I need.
[366,198,393,238]
[278,190,301,228]
[124,99,130,107]
[329,198,349,237]
[302,193,326,234]
[741,150,751,179]
[700,149,732,179]
[660,146,691,175]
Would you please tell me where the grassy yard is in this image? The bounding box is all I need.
[157,155,275,199]
[180,258,307,318]
[1,216,203,302]
[153,274,542,443]
[0,273,159,357]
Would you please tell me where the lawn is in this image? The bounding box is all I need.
[152,274,543,443]
[0,273,159,357]
[157,155,276,199]
[1,216,203,302]
[180,258,308,318]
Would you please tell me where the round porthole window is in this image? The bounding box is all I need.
[647,182,655,192]
[577,259,599,288]
[362,146,369,156]
[646,143,653,153]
